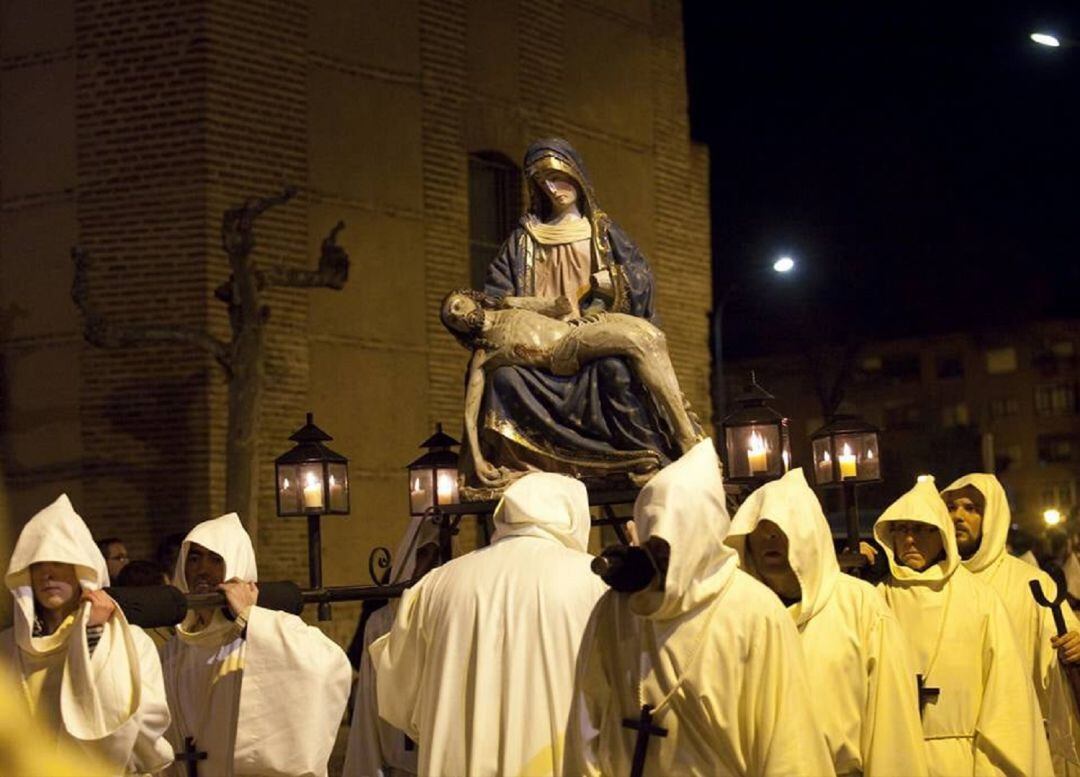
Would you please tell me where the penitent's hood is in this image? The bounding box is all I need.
[942,472,1009,574]
[5,494,108,652]
[491,472,592,553]
[630,439,737,620]
[728,468,839,626]
[874,477,959,584]
[173,512,257,592]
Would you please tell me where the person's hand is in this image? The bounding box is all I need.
[1051,630,1080,664]
[82,589,117,627]
[219,578,258,618]
[551,296,574,318]
[859,541,879,565]
[475,458,508,486]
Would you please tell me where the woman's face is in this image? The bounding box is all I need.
[30,562,81,611]
[535,171,579,212]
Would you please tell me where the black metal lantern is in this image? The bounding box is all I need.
[275,412,350,516]
[407,423,460,516]
[810,414,882,487]
[721,374,792,484]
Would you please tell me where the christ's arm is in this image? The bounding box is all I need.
[499,294,574,319]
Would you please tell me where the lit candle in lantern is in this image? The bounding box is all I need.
[303,471,324,509]
[746,431,768,474]
[329,473,344,505]
[436,471,455,502]
[838,443,857,479]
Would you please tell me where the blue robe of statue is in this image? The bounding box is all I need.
[471,139,684,487]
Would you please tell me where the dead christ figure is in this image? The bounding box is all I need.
[441,289,702,488]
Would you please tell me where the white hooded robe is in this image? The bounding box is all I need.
[0,493,174,774]
[371,472,608,777]
[159,512,351,777]
[728,468,928,777]
[343,514,441,777]
[946,472,1080,775]
[564,440,836,777]
[875,478,1054,777]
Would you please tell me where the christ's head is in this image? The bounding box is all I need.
[440,289,491,348]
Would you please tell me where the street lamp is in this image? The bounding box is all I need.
[274,412,350,620]
[1044,508,1064,527]
[711,255,798,436]
[407,423,460,517]
[1031,32,1061,47]
[720,373,791,485]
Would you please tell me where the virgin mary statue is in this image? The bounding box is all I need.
[463,138,699,495]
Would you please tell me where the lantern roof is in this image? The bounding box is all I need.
[722,372,785,426]
[418,422,460,450]
[276,412,348,465]
[407,423,460,470]
[810,413,880,440]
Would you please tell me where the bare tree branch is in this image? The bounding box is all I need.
[260,221,348,290]
[71,247,233,371]
[220,186,298,261]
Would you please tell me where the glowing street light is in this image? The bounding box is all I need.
[1044,508,1063,527]
[773,255,796,273]
[1031,32,1061,47]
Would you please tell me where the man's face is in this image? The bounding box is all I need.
[184,543,226,593]
[103,541,130,579]
[445,294,483,335]
[890,521,944,571]
[746,519,792,576]
[942,486,985,558]
[536,171,579,211]
[30,562,81,612]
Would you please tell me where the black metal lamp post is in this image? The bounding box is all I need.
[275,412,350,620]
[720,373,792,486]
[407,424,460,561]
[810,414,882,568]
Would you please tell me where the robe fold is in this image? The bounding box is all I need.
[875,478,1054,777]
[565,440,835,777]
[946,472,1080,776]
[0,493,174,775]
[372,473,607,777]
[160,512,351,777]
[728,468,928,777]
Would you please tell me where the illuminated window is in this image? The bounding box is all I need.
[1035,383,1078,416]
[986,347,1017,374]
[941,402,970,428]
[468,152,521,290]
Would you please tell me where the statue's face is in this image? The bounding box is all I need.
[444,294,484,334]
[535,170,579,212]
[889,521,943,571]
[30,562,81,612]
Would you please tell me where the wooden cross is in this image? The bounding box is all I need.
[622,703,668,777]
[177,736,207,777]
[917,674,940,717]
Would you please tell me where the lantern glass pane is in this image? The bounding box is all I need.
[277,464,303,515]
[833,432,881,482]
[409,467,434,516]
[434,466,459,506]
[327,462,349,513]
[812,437,835,485]
[299,462,325,512]
[724,423,783,480]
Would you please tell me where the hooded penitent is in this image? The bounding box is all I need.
[945,473,1080,775]
[372,471,607,777]
[475,138,681,483]
[343,514,441,777]
[160,513,350,777]
[875,478,1054,777]
[728,469,927,776]
[564,440,835,777]
[0,494,173,772]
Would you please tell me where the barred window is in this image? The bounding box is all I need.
[468,152,521,290]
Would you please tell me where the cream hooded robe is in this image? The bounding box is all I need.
[874,478,1053,777]
[727,468,928,777]
[946,472,1080,775]
[0,493,174,774]
[159,513,351,777]
[371,472,608,777]
[343,515,441,777]
[564,439,835,777]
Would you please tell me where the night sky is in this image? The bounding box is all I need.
[684,3,1080,358]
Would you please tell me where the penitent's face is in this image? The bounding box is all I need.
[184,542,226,593]
[746,519,792,576]
[30,562,81,612]
[889,521,944,572]
[942,487,984,559]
